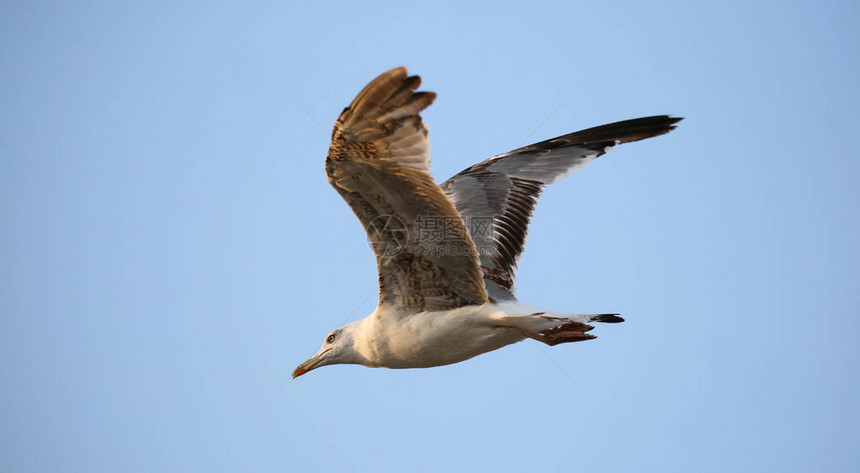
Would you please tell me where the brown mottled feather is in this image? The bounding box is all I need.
[327,67,488,312]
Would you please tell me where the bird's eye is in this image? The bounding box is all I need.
[326,334,336,344]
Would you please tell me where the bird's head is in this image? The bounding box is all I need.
[292,324,361,378]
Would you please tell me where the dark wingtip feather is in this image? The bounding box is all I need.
[591,314,625,323]
[572,115,684,145]
[496,115,683,157]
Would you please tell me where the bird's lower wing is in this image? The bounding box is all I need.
[442,116,683,296]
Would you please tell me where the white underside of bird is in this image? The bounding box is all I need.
[355,302,588,368]
[293,301,621,376]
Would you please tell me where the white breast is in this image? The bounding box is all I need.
[353,303,525,368]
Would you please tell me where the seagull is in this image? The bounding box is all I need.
[293,67,681,378]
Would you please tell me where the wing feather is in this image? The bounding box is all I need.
[327,68,488,312]
[442,116,682,297]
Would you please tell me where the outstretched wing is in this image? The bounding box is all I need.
[441,116,683,299]
[327,67,488,312]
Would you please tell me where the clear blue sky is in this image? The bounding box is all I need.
[2,1,858,472]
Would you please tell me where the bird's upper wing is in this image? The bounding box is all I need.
[326,67,488,312]
[441,116,683,299]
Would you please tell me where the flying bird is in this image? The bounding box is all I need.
[293,67,681,378]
